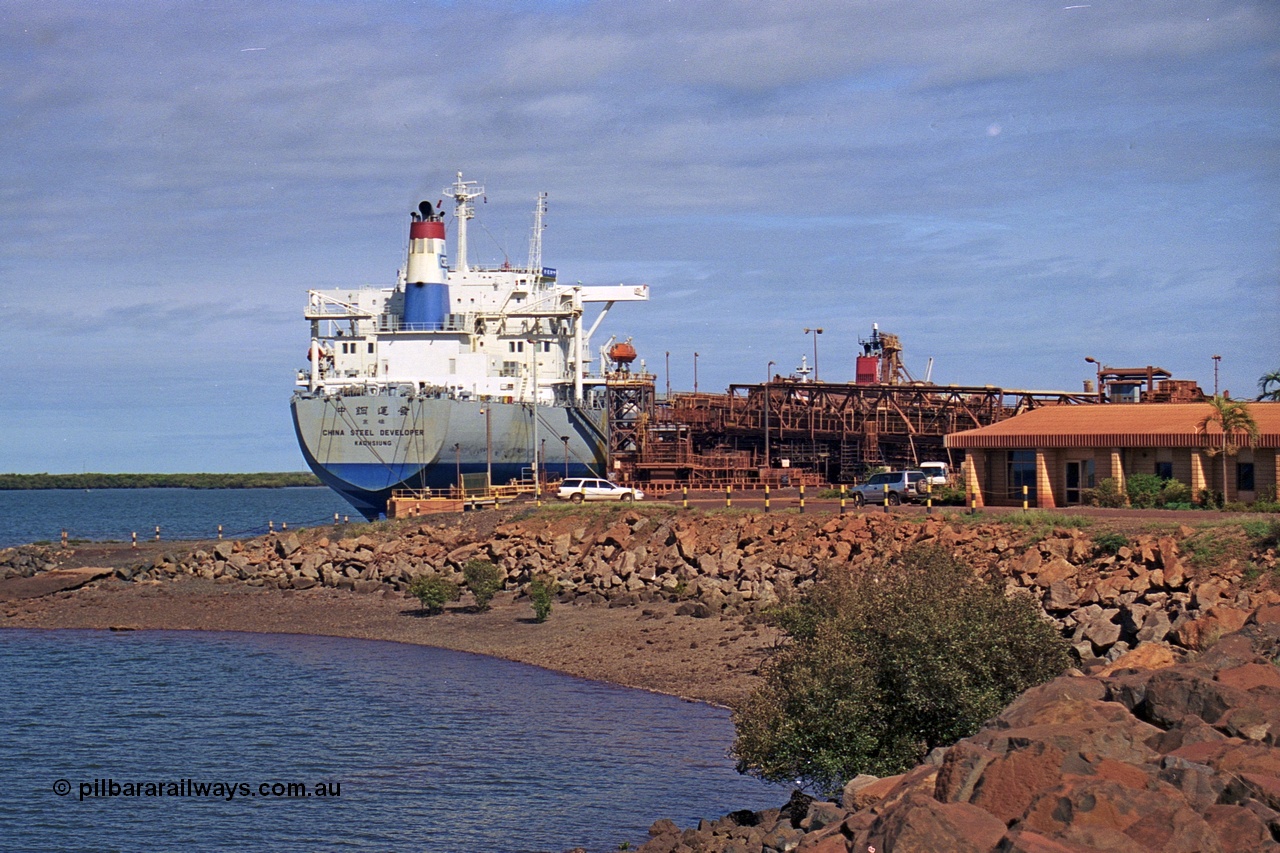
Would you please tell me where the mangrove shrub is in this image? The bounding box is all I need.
[409,573,461,616]
[732,544,1069,796]
[462,559,503,611]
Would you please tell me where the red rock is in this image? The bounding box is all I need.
[1217,662,1280,692]
[1035,557,1077,588]
[934,742,998,804]
[1023,776,1215,851]
[968,742,1069,823]
[843,774,903,811]
[997,829,1090,853]
[1090,758,1151,790]
[866,793,1006,853]
[794,830,850,852]
[1097,642,1179,677]
[1241,772,1280,810]
[1203,804,1276,850]
[1252,604,1280,626]
[1140,668,1252,726]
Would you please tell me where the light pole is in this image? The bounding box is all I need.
[694,351,700,394]
[528,339,540,502]
[765,360,776,470]
[1085,356,1103,402]
[665,350,670,399]
[560,435,570,478]
[804,328,824,381]
[480,407,492,488]
[454,442,461,492]
[1212,354,1221,397]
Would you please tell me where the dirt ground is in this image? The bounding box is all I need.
[0,566,779,709]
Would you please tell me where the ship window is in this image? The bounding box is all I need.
[367,343,375,354]
[541,342,551,352]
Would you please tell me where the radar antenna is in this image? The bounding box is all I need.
[445,172,484,272]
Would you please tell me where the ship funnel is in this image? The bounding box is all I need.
[403,210,449,330]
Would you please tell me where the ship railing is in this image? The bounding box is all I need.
[374,313,471,333]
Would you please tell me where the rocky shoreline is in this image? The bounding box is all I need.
[4,506,1280,851]
[7,507,1277,665]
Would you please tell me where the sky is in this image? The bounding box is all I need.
[2,0,1277,473]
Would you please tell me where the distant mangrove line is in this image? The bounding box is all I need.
[0,472,322,490]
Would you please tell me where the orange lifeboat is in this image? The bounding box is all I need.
[608,341,637,365]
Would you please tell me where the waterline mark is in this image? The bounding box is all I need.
[53,778,341,801]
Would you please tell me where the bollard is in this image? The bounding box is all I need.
[725,485,732,509]
[334,512,340,524]
[840,484,847,515]
[344,515,349,524]
[764,485,771,513]
[217,524,223,540]
[282,521,288,531]
[799,483,806,514]
[269,520,274,533]
[132,531,137,549]
[682,485,688,510]
[926,482,933,514]
[969,493,977,515]
[883,482,890,513]
[1022,485,1028,512]
[155,525,161,542]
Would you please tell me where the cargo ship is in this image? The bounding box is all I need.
[291,173,649,518]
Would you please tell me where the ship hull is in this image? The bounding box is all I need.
[291,394,608,518]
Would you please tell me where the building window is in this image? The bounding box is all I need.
[1238,462,1255,492]
[1155,462,1173,480]
[1007,451,1036,502]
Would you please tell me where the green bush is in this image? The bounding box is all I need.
[408,573,461,615]
[731,545,1069,796]
[1092,531,1129,556]
[1126,473,1165,509]
[1089,478,1127,508]
[462,558,504,611]
[529,573,559,623]
[1158,479,1192,507]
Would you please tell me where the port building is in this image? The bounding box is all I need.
[945,402,1280,508]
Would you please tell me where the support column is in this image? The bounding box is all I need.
[1190,451,1208,501]
[962,451,986,508]
[1035,449,1057,508]
[1110,449,1125,494]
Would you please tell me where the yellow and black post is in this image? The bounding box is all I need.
[839,484,847,515]
[1022,484,1029,512]
[926,482,933,515]
[799,483,806,514]
[682,485,689,510]
[883,482,890,513]
[764,485,771,513]
[725,484,732,509]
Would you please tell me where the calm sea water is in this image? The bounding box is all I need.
[0,630,783,853]
[0,487,353,548]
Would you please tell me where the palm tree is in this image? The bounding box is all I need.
[1260,369,1280,402]
[1197,396,1260,504]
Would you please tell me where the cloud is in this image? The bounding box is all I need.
[0,0,1276,471]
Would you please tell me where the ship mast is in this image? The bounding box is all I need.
[445,171,484,273]
[527,191,547,277]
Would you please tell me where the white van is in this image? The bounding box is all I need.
[918,462,950,486]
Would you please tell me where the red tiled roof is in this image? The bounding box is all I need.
[945,402,1280,450]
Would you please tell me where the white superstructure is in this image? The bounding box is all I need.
[299,172,648,407]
